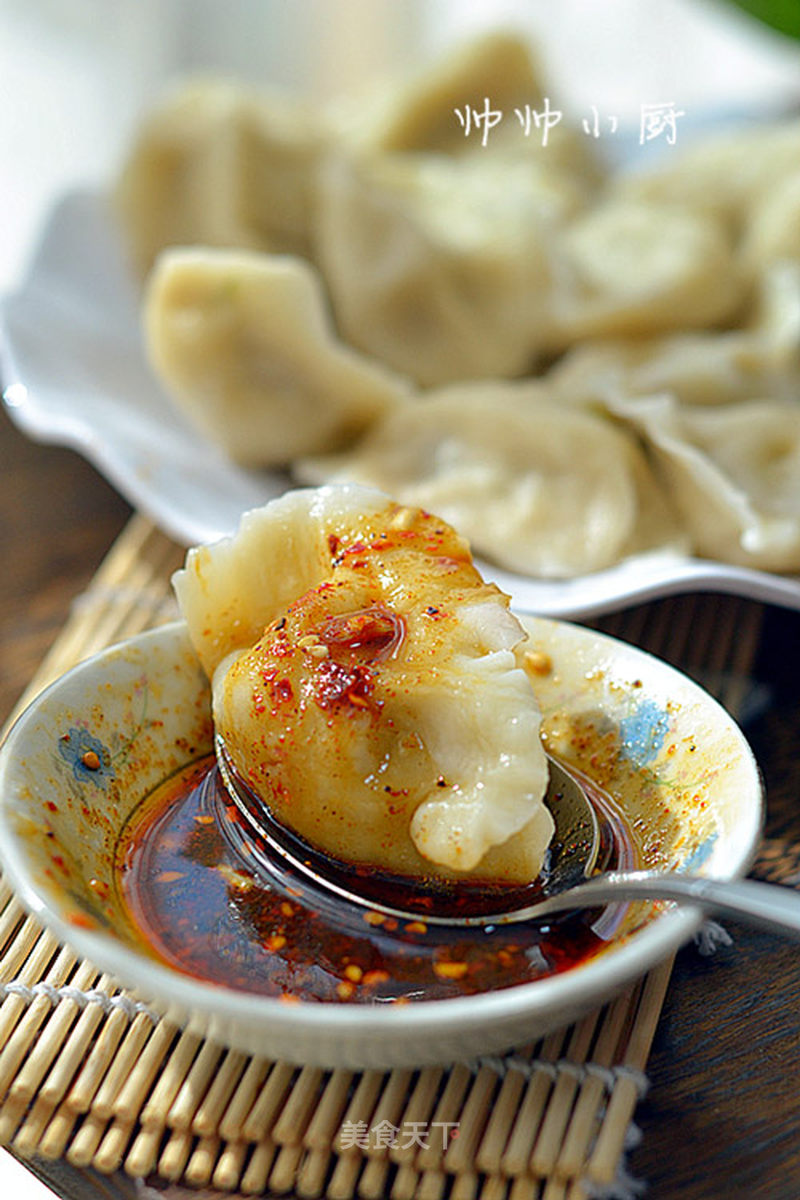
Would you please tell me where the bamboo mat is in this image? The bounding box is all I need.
[0,515,765,1199]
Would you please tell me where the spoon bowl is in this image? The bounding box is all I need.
[216,735,800,939]
[215,735,602,920]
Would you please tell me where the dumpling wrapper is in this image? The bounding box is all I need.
[115,79,327,275]
[144,248,410,466]
[333,29,602,184]
[612,118,800,230]
[612,394,800,572]
[553,200,744,340]
[744,170,800,268]
[550,264,800,409]
[314,150,572,387]
[298,383,684,578]
[173,485,553,882]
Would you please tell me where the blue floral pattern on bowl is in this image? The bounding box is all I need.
[619,699,671,770]
[57,727,115,788]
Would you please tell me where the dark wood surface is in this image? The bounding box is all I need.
[636,597,800,1200]
[1,408,131,721]
[2,404,800,1199]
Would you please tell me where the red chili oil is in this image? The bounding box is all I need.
[116,756,636,1005]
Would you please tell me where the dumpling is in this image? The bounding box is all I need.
[550,332,760,410]
[612,118,800,231]
[314,151,570,387]
[173,485,553,882]
[612,394,800,572]
[333,29,601,184]
[297,382,684,577]
[743,170,800,268]
[144,247,410,466]
[552,199,744,340]
[549,264,800,409]
[115,80,327,275]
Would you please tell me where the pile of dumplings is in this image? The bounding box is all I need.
[117,31,800,579]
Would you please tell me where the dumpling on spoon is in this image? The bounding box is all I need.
[173,485,553,883]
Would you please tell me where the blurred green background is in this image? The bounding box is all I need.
[728,0,800,38]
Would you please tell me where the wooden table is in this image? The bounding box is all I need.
[2,404,800,1199]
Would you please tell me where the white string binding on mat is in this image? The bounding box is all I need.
[0,979,158,1023]
[694,919,733,956]
[469,1052,650,1100]
[583,1121,648,1199]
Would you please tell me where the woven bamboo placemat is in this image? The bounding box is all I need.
[0,515,764,1198]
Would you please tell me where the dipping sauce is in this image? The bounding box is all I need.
[116,756,637,1004]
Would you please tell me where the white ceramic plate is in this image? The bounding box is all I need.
[0,618,763,1069]
[3,190,800,619]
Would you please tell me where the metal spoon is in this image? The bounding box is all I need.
[216,737,800,938]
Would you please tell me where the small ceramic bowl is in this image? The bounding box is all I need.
[0,618,762,1069]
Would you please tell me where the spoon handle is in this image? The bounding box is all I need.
[546,871,800,938]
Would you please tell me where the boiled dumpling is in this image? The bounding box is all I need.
[743,170,800,268]
[332,30,539,154]
[314,151,569,387]
[297,383,684,577]
[612,394,800,572]
[550,332,764,410]
[144,247,410,466]
[333,29,601,184]
[612,118,800,231]
[553,199,744,340]
[549,264,800,409]
[115,80,327,275]
[173,485,553,882]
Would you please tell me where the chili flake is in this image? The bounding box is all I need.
[433,961,469,981]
